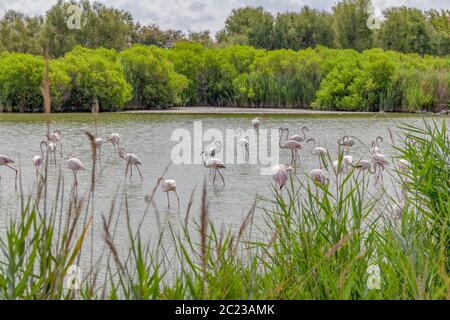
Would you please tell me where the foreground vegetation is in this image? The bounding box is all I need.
[0,44,449,112]
[0,120,448,299]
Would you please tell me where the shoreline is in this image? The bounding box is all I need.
[122,106,388,115]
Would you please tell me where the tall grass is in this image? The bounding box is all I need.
[0,120,448,299]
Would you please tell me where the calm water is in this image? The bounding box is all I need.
[0,113,438,268]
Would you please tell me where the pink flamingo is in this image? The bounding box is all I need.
[203,158,226,186]
[310,168,329,186]
[32,141,47,178]
[119,148,143,181]
[162,179,180,209]
[279,127,303,165]
[107,133,120,154]
[46,130,63,157]
[0,154,18,190]
[66,153,85,191]
[306,138,328,168]
[272,164,292,190]
[287,126,309,142]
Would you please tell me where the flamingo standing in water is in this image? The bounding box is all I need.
[310,168,329,186]
[67,153,85,191]
[371,152,389,187]
[32,141,47,178]
[252,115,263,133]
[46,130,63,157]
[40,140,58,164]
[337,136,355,154]
[119,148,143,181]
[271,164,292,190]
[235,129,249,158]
[107,133,120,154]
[203,158,226,186]
[306,138,328,168]
[94,136,104,164]
[371,136,384,154]
[333,155,354,175]
[0,154,18,190]
[287,126,309,142]
[162,179,180,209]
[279,128,303,165]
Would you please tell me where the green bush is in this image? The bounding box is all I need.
[0,52,44,112]
[120,45,187,109]
[57,46,132,111]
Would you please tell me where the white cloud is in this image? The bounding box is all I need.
[0,0,448,35]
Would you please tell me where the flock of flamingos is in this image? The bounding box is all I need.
[0,114,409,209]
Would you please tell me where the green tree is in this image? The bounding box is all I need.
[217,6,274,49]
[133,24,185,48]
[380,7,431,55]
[273,7,334,50]
[332,0,374,51]
[0,10,44,55]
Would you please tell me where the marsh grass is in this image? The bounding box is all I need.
[0,115,448,299]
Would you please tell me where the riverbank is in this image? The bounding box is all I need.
[122,106,447,116]
[123,106,375,115]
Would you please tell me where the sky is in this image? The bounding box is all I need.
[0,0,448,35]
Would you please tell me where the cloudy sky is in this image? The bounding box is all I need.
[0,0,448,34]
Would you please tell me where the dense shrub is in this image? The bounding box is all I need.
[0,52,44,112]
[56,46,132,111]
[120,45,187,109]
[0,44,448,112]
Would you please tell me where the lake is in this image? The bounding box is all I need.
[0,112,438,271]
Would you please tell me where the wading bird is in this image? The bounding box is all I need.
[201,141,223,174]
[271,164,292,190]
[46,129,63,157]
[41,140,58,164]
[0,154,18,190]
[333,155,354,174]
[287,126,309,142]
[203,158,226,186]
[119,148,143,181]
[162,179,180,210]
[371,152,389,187]
[252,115,263,133]
[310,168,328,186]
[32,141,47,177]
[107,133,120,154]
[279,128,303,165]
[94,136,104,164]
[235,129,249,157]
[337,135,355,154]
[67,153,85,190]
[306,138,328,168]
[201,141,222,158]
[371,136,384,154]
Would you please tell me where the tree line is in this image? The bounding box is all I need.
[0,0,448,57]
[0,43,448,112]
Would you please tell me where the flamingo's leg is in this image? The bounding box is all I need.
[166,192,170,208]
[174,190,180,210]
[6,164,18,191]
[213,169,217,185]
[136,165,143,181]
[130,165,133,180]
[217,169,225,186]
